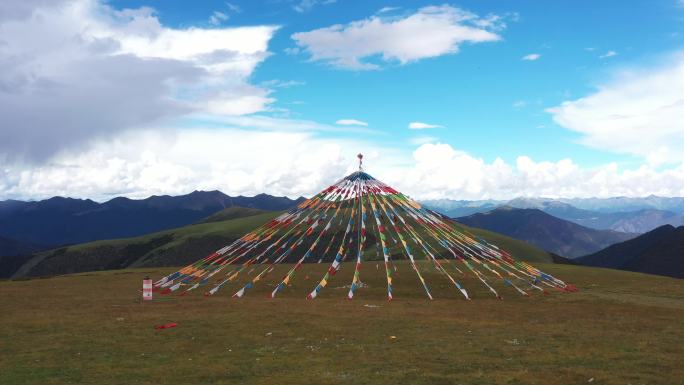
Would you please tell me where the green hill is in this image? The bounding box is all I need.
[1,262,682,385]
[12,211,281,278]
[577,224,684,278]
[199,206,270,223]
[11,209,557,278]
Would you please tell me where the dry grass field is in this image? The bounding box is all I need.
[1,262,682,385]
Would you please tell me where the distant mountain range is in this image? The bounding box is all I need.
[420,199,502,218]
[505,198,684,233]
[456,207,635,258]
[0,236,50,279]
[6,206,560,279]
[8,208,281,279]
[577,225,684,279]
[2,191,683,280]
[0,236,46,257]
[558,196,684,213]
[3,194,681,253]
[0,191,305,251]
[423,196,684,234]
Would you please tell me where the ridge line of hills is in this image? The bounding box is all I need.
[453,207,683,279]
[577,224,684,278]
[4,206,562,279]
[455,206,636,258]
[422,196,684,233]
[1,192,682,280]
[0,190,306,248]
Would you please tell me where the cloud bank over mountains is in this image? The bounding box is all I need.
[3,137,684,202]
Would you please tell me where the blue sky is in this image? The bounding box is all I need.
[1,0,684,200]
[109,0,683,167]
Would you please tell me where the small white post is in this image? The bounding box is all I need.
[143,276,153,301]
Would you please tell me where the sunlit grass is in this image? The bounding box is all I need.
[1,262,682,385]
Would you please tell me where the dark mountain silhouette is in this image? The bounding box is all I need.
[456,206,635,258]
[0,235,48,257]
[576,225,684,278]
[9,209,560,279]
[0,236,50,279]
[0,191,305,247]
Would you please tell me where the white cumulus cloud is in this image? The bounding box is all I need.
[522,53,540,61]
[409,122,444,129]
[383,143,684,200]
[3,138,684,201]
[0,128,391,200]
[336,119,369,126]
[291,5,503,70]
[548,53,684,165]
[0,0,277,162]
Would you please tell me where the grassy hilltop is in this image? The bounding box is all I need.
[1,262,682,385]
